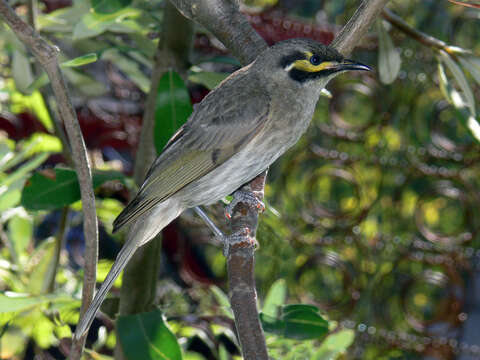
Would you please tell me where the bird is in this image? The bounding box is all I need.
[75,38,371,338]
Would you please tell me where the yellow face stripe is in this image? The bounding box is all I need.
[291,59,338,73]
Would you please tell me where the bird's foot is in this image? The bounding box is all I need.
[222,227,257,257]
[224,190,265,219]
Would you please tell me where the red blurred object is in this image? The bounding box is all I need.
[162,221,219,285]
[0,111,47,140]
[245,9,335,45]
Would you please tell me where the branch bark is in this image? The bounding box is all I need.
[0,2,99,359]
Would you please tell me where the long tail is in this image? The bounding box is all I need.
[74,198,182,339]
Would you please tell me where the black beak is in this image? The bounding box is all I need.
[338,59,372,72]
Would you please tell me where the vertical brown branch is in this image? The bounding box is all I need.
[0,2,99,359]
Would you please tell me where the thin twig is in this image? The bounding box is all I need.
[381,8,469,56]
[0,2,99,359]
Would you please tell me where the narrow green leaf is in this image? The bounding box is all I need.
[27,238,56,294]
[62,53,98,67]
[154,70,193,154]
[377,20,401,84]
[313,329,355,360]
[1,152,49,188]
[188,72,229,90]
[101,49,150,92]
[459,55,480,86]
[262,279,287,317]
[117,309,182,360]
[8,213,33,262]
[0,293,63,313]
[210,286,233,318]
[22,133,62,156]
[440,50,476,116]
[12,49,34,94]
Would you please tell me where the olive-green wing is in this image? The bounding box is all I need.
[112,70,270,232]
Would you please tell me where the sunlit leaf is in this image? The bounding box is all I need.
[154,70,192,154]
[262,279,287,317]
[7,212,33,263]
[313,329,355,360]
[117,309,182,360]
[377,20,401,84]
[62,53,98,67]
[22,133,62,156]
[440,50,476,116]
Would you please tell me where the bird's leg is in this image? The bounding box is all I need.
[224,189,265,219]
[193,206,255,256]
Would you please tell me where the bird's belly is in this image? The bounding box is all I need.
[177,116,310,208]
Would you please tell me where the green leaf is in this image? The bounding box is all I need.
[92,0,132,14]
[188,72,229,90]
[313,329,355,360]
[210,286,233,318]
[259,312,286,335]
[21,168,126,210]
[62,53,98,67]
[459,55,480,86]
[282,308,328,340]
[22,133,62,156]
[260,304,328,340]
[7,213,33,263]
[438,61,480,143]
[28,54,100,92]
[73,7,141,40]
[154,70,193,154]
[440,50,476,116]
[117,309,182,360]
[282,304,320,316]
[377,20,401,85]
[262,279,287,317]
[27,238,56,294]
[12,49,34,94]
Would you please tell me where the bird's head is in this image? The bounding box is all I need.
[253,38,371,92]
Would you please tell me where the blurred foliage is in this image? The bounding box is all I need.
[0,0,479,359]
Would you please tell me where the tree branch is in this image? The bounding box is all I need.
[332,0,390,56]
[381,8,467,56]
[0,2,99,359]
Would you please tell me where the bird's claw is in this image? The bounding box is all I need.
[222,227,257,257]
[224,190,265,219]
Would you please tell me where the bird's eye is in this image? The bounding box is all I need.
[310,55,321,66]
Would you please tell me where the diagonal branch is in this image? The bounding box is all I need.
[0,2,99,359]
[332,0,390,56]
